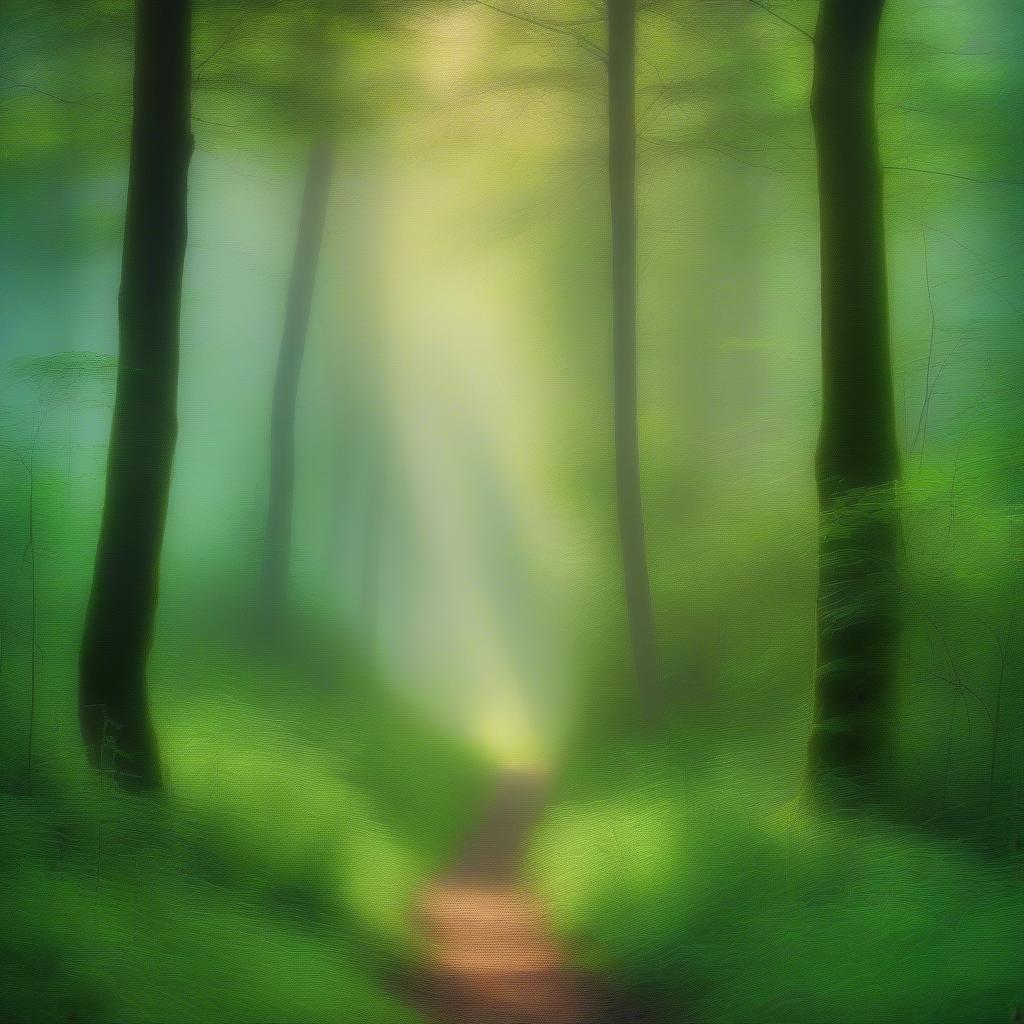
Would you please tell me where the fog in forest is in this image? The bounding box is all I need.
[2,2,1023,1022]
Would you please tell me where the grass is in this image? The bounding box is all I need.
[0,617,489,1024]
[530,740,1024,1024]
[527,454,1024,1024]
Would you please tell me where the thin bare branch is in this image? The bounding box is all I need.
[746,0,813,43]
[473,0,608,64]
[885,164,1024,188]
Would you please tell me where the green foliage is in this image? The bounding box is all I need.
[530,748,1024,1024]
[530,438,1024,1019]
[0,627,485,1022]
[0,341,488,1022]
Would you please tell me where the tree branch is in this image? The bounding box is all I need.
[746,0,813,43]
[473,0,608,64]
[885,164,1024,187]
[0,72,80,105]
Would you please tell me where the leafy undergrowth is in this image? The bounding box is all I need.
[0,629,487,1024]
[529,743,1024,1024]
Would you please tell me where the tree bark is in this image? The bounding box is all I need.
[79,0,192,791]
[259,140,333,631]
[806,0,901,799]
[607,0,660,720]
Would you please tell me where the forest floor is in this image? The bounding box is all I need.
[400,770,657,1024]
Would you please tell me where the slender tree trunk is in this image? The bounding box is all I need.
[607,0,660,720]
[79,0,192,791]
[806,0,901,799]
[259,140,333,631]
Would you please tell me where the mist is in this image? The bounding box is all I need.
[2,1,1023,1022]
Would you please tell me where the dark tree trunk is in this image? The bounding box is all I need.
[806,0,902,799]
[607,0,660,720]
[259,140,333,631]
[79,0,192,791]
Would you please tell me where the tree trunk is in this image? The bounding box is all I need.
[259,140,333,631]
[806,0,901,800]
[607,0,660,721]
[79,0,192,791]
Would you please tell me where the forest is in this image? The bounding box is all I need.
[2,0,1023,1021]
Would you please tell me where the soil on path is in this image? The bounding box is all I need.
[402,770,656,1024]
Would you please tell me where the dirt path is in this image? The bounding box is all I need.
[403,771,653,1024]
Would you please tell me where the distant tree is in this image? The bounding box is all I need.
[204,3,394,635]
[607,0,660,720]
[477,0,661,718]
[79,0,193,790]
[804,0,901,800]
[197,6,345,634]
[260,138,333,631]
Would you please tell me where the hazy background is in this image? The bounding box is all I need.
[2,2,1023,1020]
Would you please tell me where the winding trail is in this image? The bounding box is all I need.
[403,771,654,1024]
